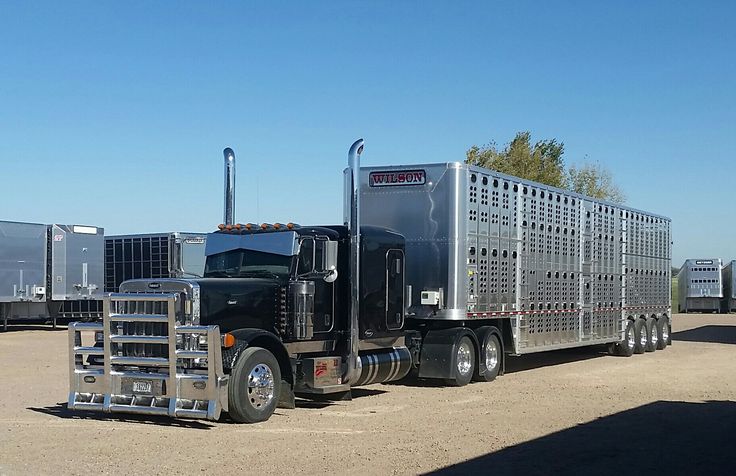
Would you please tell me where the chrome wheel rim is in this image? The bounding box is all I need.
[247,363,275,409]
[485,338,499,371]
[457,341,472,375]
[627,326,635,348]
[640,323,647,347]
[651,323,659,346]
[662,321,669,341]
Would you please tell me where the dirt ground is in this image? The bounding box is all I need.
[1,313,734,476]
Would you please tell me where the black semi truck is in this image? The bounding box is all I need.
[68,141,672,423]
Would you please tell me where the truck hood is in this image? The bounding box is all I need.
[118,277,281,333]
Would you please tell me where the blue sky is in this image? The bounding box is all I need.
[1,1,734,265]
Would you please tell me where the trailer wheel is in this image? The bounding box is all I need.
[662,316,672,346]
[473,329,501,382]
[228,346,281,423]
[616,320,635,357]
[655,317,667,350]
[645,317,658,352]
[445,335,475,387]
[633,318,647,354]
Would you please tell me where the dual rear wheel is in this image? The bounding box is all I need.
[445,328,502,386]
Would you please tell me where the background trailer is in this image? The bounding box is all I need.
[677,259,722,313]
[0,221,104,330]
[721,260,736,312]
[104,232,207,292]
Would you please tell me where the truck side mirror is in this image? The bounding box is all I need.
[323,241,338,282]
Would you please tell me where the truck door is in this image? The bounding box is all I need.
[297,237,335,334]
[385,249,405,330]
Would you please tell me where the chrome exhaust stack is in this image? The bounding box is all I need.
[223,148,236,225]
[343,138,364,385]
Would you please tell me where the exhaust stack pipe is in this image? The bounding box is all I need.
[223,148,236,225]
[343,138,364,385]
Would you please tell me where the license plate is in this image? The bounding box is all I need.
[133,381,152,393]
[121,377,163,395]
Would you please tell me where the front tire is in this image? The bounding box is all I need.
[228,347,281,423]
[445,335,475,387]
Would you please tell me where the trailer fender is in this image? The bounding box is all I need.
[418,327,479,380]
[225,328,295,409]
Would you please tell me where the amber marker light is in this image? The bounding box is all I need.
[217,224,225,230]
[245,223,253,230]
[286,223,294,230]
[225,224,233,231]
[260,223,268,230]
[235,223,242,230]
[222,333,235,348]
[273,223,281,230]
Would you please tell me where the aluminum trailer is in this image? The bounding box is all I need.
[1,221,104,330]
[676,259,722,313]
[104,232,207,292]
[68,142,672,424]
[720,260,736,312]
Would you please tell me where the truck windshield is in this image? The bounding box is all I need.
[203,249,293,279]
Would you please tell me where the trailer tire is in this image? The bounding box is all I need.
[228,346,281,423]
[445,335,475,387]
[645,317,658,352]
[655,317,667,350]
[633,318,647,354]
[616,320,635,357]
[662,316,672,346]
[473,329,501,382]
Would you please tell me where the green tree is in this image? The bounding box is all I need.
[466,131,625,203]
[566,162,625,203]
[466,131,566,188]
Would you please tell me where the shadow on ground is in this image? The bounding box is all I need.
[674,325,736,345]
[0,323,67,333]
[27,402,214,429]
[427,400,736,476]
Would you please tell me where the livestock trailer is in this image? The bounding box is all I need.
[104,232,207,292]
[677,259,723,313]
[721,260,736,312]
[1,221,104,330]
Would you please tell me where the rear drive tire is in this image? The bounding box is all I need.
[472,329,501,382]
[445,335,475,387]
[228,347,281,423]
[633,318,647,354]
[617,319,635,357]
[645,317,658,352]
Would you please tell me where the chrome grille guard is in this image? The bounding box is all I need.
[68,293,228,421]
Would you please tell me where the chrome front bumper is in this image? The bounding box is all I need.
[68,293,228,421]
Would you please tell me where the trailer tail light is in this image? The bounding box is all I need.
[222,333,235,348]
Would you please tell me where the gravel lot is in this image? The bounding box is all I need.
[1,313,734,475]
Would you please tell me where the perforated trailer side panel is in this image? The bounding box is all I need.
[360,162,672,354]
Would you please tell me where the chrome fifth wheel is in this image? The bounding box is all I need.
[633,318,647,354]
[228,347,282,423]
[473,327,502,382]
[446,335,475,387]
